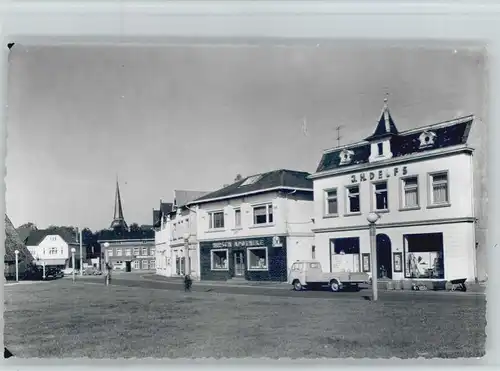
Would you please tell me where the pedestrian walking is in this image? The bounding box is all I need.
[105,262,112,286]
[184,274,192,292]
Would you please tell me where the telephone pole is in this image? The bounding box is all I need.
[336,125,343,147]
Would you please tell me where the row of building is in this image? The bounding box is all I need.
[151,100,486,283]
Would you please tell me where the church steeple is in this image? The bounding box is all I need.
[110,177,128,230]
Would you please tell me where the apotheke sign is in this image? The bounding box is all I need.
[212,239,265,249]
[351,166,408,184]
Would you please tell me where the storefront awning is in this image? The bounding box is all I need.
[35,259,67,266]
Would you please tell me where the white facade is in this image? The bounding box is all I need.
[155,207,199,279]
[312,148,477,282]
[27,234,82,268]
[196,190,315,273]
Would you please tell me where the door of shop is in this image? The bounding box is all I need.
[233,251,245,277]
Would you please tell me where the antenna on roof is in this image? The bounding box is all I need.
[336,125,343,147]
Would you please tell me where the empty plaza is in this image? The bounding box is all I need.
[3,277,486,359]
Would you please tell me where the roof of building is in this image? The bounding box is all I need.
[16,225,37,244]
[24,229,78,246]
[160,202,174,214]
[153,202,174,227]
[190,169,313,204]
[97,228,155,242]
[174,190,210,208]
[315,111,474,174]
[5,214,34,263]
[365,99,400,141]
[153,209,160,226]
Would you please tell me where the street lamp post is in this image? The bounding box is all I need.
[183,233,190,276]
[79,228,83,276]
[71,247,76,283]
[42,260,46,280]
[367,212,380,301]
[14,250,19,282]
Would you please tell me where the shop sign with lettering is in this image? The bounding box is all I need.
[212,238,266,249]
[351,166,408,184]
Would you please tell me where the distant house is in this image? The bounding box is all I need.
[4,214,34,280]
[25,229,84,270]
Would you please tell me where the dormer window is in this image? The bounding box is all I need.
[339,149,354,165]
[239,175,262,187]
[369,140,393,163]
[419,130,437,148]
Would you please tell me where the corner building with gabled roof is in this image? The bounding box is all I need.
[309,99,483,283]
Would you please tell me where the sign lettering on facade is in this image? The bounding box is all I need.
[212,239,265,249]
[351,166,408,184]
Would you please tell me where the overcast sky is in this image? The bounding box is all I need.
[5,44,487,231]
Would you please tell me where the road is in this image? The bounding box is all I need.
[78,274,486,304]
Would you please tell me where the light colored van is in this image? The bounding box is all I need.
[288,260,369,292]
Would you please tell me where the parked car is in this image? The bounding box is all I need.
[45,267,64,279]
[288,260,369,292]
[84,267,102,276]
[62,267,74,276]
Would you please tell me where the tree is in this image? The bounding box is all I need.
[234,174,243,182]
[17,222,38,231]
[46,225,77,237]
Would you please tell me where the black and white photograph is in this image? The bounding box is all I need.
[3,41,487,359]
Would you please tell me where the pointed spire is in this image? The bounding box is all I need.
[365,94,399,141]
[110,177,128,230]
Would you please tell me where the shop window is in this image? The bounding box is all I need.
[330,237,361,272]
[324,189,338,215]
[209,211,225,229]
[404,233,444,279]
[247,247,268,270]
[430,172,449,205]
[253,204,273,225]
[373,181,389,211]
[234,208,241,228]
[346,186,360,213]
[402,176,419,208]
[211,249,229,270]
[116,248,122,256]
